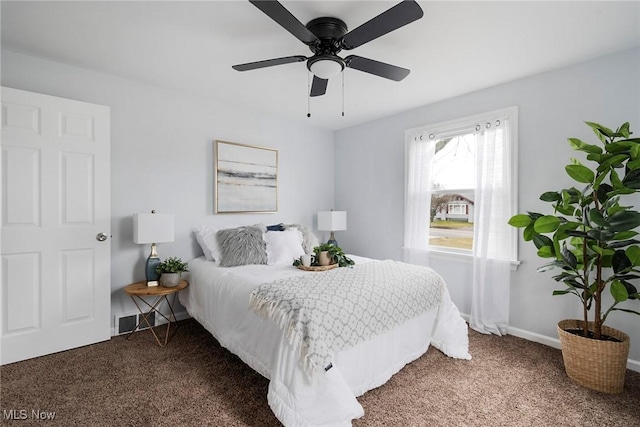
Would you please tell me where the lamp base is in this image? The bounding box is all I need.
[327,231,338,247]
[145,243,160,287]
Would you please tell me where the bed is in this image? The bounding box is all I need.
[180,224,471,426]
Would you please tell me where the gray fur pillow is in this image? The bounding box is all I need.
[217,224,267,267]
[285,224,320,254]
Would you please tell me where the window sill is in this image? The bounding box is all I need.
[419,248,521,271]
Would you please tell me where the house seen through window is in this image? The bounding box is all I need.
[429,132,476,251]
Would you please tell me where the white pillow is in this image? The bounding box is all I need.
[265,228,305,266]
[194,226,221,264]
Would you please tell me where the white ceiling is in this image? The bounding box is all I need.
[2,1,639,131]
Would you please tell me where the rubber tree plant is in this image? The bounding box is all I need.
[509,122,640,340]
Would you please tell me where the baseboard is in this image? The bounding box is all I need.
[506,325,640,373]
[460,313,639,373]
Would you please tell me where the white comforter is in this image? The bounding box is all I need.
[180,256,471,426]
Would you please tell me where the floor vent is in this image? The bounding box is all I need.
[115,312,155,335]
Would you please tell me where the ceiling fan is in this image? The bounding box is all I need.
[232,0,424,97]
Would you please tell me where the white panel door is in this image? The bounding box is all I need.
[1,87,111,364]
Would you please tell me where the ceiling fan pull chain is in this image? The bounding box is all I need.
[307,70,311,118]
[341,72,345,117]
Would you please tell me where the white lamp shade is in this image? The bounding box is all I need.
[317,211,347,231]
[133,213,174,244]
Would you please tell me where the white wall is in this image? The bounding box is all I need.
[334,47,640,366]
[1,49,335,326]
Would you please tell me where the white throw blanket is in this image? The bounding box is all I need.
[249,260,444,378]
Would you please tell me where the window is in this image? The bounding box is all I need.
[429,131,476,251]
[404,107,518,262]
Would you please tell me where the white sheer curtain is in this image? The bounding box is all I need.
[403,136,435,265]
[404,110,516,336]
[469,120,512,335]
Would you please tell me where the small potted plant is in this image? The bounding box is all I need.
[313,243,354,267]
[155,256,189,287]
[509,121,640,393]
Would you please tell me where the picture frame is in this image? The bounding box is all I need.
[214,140,278,213]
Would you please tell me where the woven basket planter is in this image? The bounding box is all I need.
[557,319,630,394]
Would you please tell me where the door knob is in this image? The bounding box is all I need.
[96,232,108,242]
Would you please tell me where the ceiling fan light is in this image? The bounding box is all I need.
[310,59,344,79]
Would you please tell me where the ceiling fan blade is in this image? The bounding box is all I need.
[341,0,424,50]
[310,76,328,97]
[232,55,307,71]
[345,55,410,81]
[249,0,319,45]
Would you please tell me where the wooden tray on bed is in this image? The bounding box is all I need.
[296,264,338,272]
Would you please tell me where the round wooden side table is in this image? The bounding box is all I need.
[123,280,188,347]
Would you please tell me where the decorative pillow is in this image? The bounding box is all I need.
[217,224,267,267]
[285,223,320,254]
[194,226,219,262]
[267,223,286,231]
[265,228,305,266]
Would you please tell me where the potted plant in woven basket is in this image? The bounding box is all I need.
[509,121,640,394]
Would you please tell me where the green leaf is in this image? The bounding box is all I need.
[608,210,640,232]
[508,214,532,228]
[587,153,604,163]
[618,122,631,138]
[620,280,639,296]
[566,164,594,183]
[532,234,553,250]
[610,280,629,302]
[561,245,578,269]
[599,182,615,201]
[626,245,640,265]
[537,260,563,272]
[609,169,624,189]
[586,229,615,242]
[540,191,561,202]
[607,187,636,197]
[534,216,561,233]
[523,223,536,241]
[604,141,635,154]
[567,137,603,154]
[552,289,573,296]
[586,121,614,142]
[613,231,638,240]
[591,245,615,256]
[596,154,628,173]
[612,250,632,273]
[589,209,608,227]
[565,229,588,238]
[627,158,640,171]
[537,246,555,258]
[622,169,640,189]
[552,272,577,282]
[630,144,640,160]
[607,239,640,249]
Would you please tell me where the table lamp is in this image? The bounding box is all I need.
[317,210,347,247]
[133,211,174,286]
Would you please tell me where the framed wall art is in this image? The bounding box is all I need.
[214,140,278,213]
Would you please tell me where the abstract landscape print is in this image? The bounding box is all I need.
[215,140,278,213]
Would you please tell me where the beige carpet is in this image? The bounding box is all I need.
[1,319,638,426]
